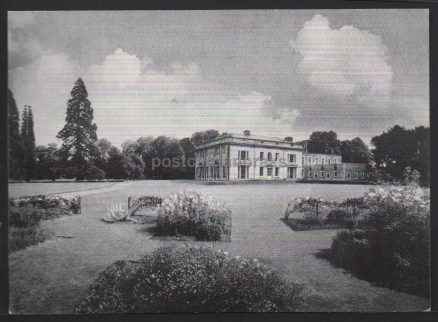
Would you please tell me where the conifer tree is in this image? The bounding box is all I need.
[21,105,36,180]
[57,78,98,179]
[8,89,25,180]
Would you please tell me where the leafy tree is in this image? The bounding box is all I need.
[21,105,36,181]
[106,147,131,179]
[371,125,429,185]
[57,78,98,180]
[307,131,341,155]
[151,136,184,179]
[340,138,371,164]
[190,129,219,147]
[8,89,25,180]
[35,143,60,180]
[95,138,113,174]
[179,137,196,178]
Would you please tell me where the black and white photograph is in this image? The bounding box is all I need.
[5,8,431,313]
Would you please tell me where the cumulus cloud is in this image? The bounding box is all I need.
[291,14,393,100]
[81,49,295,144]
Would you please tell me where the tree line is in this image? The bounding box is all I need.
[8,78,429,185]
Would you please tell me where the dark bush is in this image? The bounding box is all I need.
[75,244,304,313]
[323,185,430,298]
[9,205,71,227]
[83,165,106,180]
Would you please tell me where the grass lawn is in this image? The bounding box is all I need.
[8,180,430,313]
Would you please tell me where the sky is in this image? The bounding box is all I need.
[8,10,429,147]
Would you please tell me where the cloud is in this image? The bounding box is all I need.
[82,49,294,144]
[291,14,393,100]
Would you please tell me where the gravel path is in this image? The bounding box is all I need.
[9,181,430,313]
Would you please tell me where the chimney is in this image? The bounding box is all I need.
[284,136,293,143]
[243,130,251,136]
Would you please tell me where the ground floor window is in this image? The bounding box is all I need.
[354,173,358,179]
[223,166,227,179]
[361,172,365,179]
[259,167,264,176]
[334,171,338,179]
[238,165,248,179]
[347,173,351,179]
[267,166,273,176]
[326,172,330,178]
[287,167,296,179]
[314,173,318,179]
[275,167,279,176]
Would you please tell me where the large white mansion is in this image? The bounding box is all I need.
[194,130,372,182]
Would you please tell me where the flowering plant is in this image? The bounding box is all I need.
[75,244,303,313]
[155,191,231,241]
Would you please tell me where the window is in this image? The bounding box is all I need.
[215,147,220,155]
[260,152,264,161]
[315,157,319,164]
[289,154,296,163]
[354,173,358,179]
[328,158,331,165]
[308,157,312,164]
[347,173,351,179]
[333,158,337,164]
[268,152,272,161]
[334,171,338,179]
[267,167,273,176]
[361,173,365,179]
[223,166,227,178]
[302,156,305,164]
[288,167,296,179]
[275,167,279,176]
[275,153,279,161]
[314,173,318,178]
[321,171,324,178]
[326,172,330,178]
[322,158,325,165]
[259,167,264,176]
[240,150,248,160]
[239,165,247,179]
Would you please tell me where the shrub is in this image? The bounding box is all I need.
[75,244,304,313]
[155,191,231,241]
[128,196,163,216]
[9,226,53,252]
[9,205,71,227]
[324,184,430,297]
[9,195,81,214]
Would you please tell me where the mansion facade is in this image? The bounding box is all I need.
[194,131,372,182]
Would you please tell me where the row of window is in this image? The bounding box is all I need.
[197,166,227,179]
[304,156,339,165]
[307,171,365,179]
[240,150,297,163]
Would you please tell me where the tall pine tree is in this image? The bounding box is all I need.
[57,78,98,180]
[21,105,36,181]
[8,89,25,180]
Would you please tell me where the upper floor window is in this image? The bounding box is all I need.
[328,158,331,165]
[267,152,272,161]
[315,157,319,164]
[289,154,296,163]
[302,156,305,164]
[275,153,279,161]
[308,157,312,164]
[322,158,325,165]
[240,150,248,160]
[260,152,264,161]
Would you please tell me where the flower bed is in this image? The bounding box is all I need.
[8,194,81,252]
[9,195,81,215]
[154,191,231,241]
[75,244,304,313]
[319,184,430,298]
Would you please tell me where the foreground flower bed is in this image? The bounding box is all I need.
[154,191,231,241]
[75,244,304,313]
[318,184,430,298]
[8,194,81,252]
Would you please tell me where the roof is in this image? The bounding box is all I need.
[195,132,303,151]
